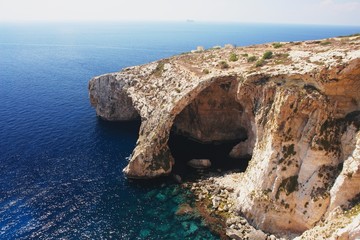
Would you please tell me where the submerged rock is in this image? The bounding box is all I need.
[175,203,194,216]
[139,229,151,238]
[172,174,182,184]
[182,221,199,236]
[187,159,212,169]
[155,193,167,202]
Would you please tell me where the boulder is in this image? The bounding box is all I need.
[175,203,193,216]
[187,159,211,169]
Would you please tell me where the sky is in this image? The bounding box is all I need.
[0,0,359,26]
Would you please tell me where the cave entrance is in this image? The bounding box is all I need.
[168,79,253,179]
[168,133,251,176]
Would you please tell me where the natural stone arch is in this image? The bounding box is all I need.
[123,75,257,178]
[88,42,360,238]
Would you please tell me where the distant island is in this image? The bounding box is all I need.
[89,35,360,239]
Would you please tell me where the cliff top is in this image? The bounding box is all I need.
[116,34,360,123]
[173,34,360,77]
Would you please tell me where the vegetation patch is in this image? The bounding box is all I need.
[253,51,273,67]
[274,53,290,64]
[263,51,273,59]
[272,42,283,48]
[283,144,296,159]
[311,187,330,201]
[153,61,167,77]
[203,69,210,74]
[320,41,332,46]
[345,193,360,217]
[276,175,299,199]
[218,61,229,69]
[279,144,296,164]
[255,58,265,67]
[316,118,347,154]
[310,40,322,44]
[311,164,342,200]
[247,56,257,62]
[229,53,239,62]
[345,203,360,218]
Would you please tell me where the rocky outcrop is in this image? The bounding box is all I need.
[89,36,360,238]
[89,73,139,121]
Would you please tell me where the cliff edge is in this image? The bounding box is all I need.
[89,36,360,239]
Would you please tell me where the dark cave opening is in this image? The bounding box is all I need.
[168,132,251,178]
[167,79,253,179]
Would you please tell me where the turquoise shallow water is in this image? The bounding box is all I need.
[0,22,359,239]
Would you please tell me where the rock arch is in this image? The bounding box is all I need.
[123,75,257,178]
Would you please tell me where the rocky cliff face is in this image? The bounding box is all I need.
[89,36,360,238]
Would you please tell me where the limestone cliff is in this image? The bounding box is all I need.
[89,36,360,238]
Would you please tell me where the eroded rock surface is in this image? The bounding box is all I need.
[89,36,360,238]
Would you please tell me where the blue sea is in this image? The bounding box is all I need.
[0,22,359,239]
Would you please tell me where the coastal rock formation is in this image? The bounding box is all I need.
[89,36,360,238]
[89,73,139,121]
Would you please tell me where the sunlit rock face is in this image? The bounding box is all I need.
[89,73,140,121]
[89,36,360,238]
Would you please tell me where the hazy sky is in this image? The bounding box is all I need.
[0,0,359,25]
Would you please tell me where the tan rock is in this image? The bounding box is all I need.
[175,203,193,216]
[187,159,212,169]
[89,36,360,238]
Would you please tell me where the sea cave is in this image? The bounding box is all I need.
[168,77,255,178]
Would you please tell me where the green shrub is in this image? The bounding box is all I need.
[153,62,165,77]
[229,53,239,62]
[277,53,289,58]
[320,41,331,46]
[255,58,265,67]
[247,56,257,62]
[274,53,290,64]
[219,61,229,69]
[263,51,273,59]
[203,69,210,74]
[272,42,283,48]
[241,53,249,57]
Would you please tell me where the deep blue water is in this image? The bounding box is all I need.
[0,22,360,239]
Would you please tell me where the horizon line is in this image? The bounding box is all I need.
[0,19,359,28]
